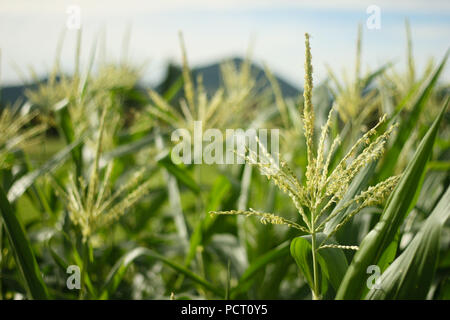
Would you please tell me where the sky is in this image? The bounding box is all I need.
[1,0,449,87]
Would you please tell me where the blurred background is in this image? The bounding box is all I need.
[1,0,450,90]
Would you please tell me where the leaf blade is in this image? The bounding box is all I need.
[336,97,448,299]
[0,187,49,299]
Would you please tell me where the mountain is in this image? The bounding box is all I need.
[157,57,300,99]
[0,82,38,107]
[1,57,300,107]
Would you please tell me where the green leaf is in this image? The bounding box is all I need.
[366,187,450,299]
[157,152,200,194]
[47,234,69,273]
[185,176,231,268]
[101,247,224,299]
[163,76,183,103]
[54,99,83,177]
[324,161,376,235]
[0,186,49,299]
[231,240,290,298]
[336,97,448,299]
[291,234,348,295]
[291,237,314,289]
[101,132,154,163]
[7,137,84,202]
[427,161,450,172]
[209,234,248,279]
[361,62,392,90]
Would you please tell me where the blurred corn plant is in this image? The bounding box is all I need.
[56,106,153,243]
[377,20,449,177]
[264,63,304,165]
[379,20,436,116]
[0,105,47,170]
[326,24,391,142]
[48,105,154,298]
[264,61,334,171]
[26,29,143,136]
[145,33,261,134]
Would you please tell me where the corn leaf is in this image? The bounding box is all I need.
[157,152,200,194]
[336,97,448,299]
[0,186,49,299]
[291,234,348,295]
[366,186,450,299]
[324,161,376,235]
[7,137,84,202]
[100,247,224,299]
[185,176,231,268]
[379,50,448,180]
[231,240,290,298]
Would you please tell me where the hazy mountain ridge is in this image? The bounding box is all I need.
[1,57,300,107]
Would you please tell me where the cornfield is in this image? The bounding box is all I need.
[0,22,449,301]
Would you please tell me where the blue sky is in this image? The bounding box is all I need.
[1,0,449,87]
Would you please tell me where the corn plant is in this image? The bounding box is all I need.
[212,33,401,299]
